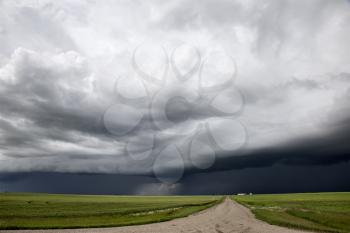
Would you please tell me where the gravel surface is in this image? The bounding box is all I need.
[0,197,310,233]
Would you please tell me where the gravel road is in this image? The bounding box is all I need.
[0,197,309,233]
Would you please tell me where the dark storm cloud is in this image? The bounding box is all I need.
[211,78,350,171]
[0,49,113,151]
[180,162,350,195]
[214,124,350,171]
[1,162,349,194]
[173,113,350,178]
[0,172,156,194]
[0,0,350,192]
[0,51,101,137]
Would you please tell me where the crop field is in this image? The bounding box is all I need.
[0,193,221,230]
[233,192,350,233]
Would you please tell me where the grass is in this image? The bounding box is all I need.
[233,192,350,233]
[0,192,221,230]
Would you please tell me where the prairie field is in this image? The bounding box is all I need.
[2,192,349,232]
[233,192,350,233]
[0,193,220,230]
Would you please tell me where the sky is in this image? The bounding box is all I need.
[0,0,350,194]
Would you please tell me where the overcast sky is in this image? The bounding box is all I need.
[0,0,350,194]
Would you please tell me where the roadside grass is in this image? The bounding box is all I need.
[0,192,221,229]
[232,192,350,233]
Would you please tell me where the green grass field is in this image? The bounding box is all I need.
[233,192,350,233]
[0,193,221,230]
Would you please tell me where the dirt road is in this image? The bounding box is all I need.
[1,198,308,233]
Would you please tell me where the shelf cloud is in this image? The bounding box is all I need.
[0,0,350,192]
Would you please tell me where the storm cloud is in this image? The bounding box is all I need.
[0,0,350,192]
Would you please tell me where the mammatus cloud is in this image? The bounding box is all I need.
[0,0,350,184]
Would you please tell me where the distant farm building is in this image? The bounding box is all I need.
[236,193,253,196]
